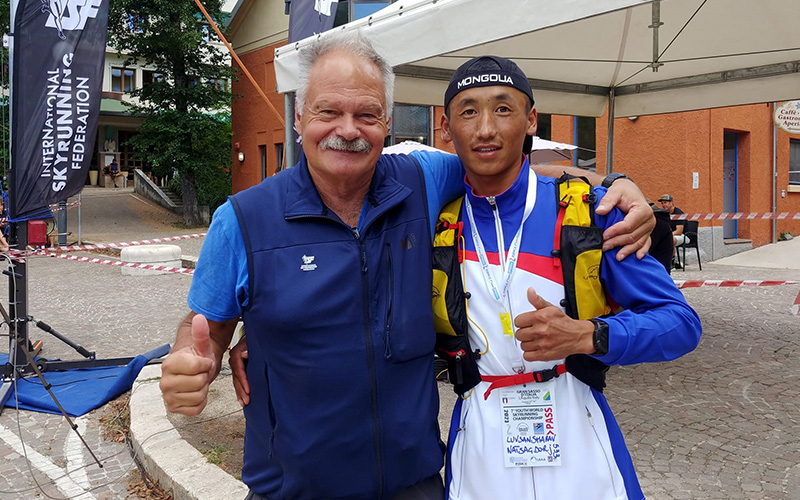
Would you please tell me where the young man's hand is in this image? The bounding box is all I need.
[229,336,250,407]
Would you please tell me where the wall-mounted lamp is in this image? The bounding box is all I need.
[238,151,245,162]
[628,116,638,121]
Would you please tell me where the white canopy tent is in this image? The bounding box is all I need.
[274,0,800,169]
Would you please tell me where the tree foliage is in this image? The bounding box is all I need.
[107,0,232,224]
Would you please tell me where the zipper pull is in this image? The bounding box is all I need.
[360,242,367,273]
[487,196,497,210]
[586,406,595,427]
[454,351,464,384]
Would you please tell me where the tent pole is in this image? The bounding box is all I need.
[284,92,295,168]
[606,88,615,174]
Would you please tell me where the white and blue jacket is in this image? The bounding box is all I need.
[446,162,701,500]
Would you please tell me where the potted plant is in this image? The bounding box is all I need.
[88,164,99,186]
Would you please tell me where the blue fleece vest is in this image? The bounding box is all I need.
[230,154,444,499]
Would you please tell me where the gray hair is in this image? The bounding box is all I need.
[295,30,395,118]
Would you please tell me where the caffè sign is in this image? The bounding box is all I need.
[774,101,800,134]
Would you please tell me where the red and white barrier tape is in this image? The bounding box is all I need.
[37,251,195,274]
[792,291,800,316]
[43,232,206,252]
[674,280,799,288]
[671,212,800,221]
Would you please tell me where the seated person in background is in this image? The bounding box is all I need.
[658,193,685,269]
[648,199,674,273]
[108,159,121,187]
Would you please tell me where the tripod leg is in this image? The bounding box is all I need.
[34,320,94,359]
[16,342,103,468]
[0,381,12,414]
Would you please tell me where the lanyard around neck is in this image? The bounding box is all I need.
[464,167,536,304]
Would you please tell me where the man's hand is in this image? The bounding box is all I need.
[514,288,595,362]
[597,178,655,260]
[160,314,217,416]
[229,336,250,407]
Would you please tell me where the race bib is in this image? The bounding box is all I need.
[499,381,561,467]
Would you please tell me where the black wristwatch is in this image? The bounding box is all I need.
[601,173,630,189]
[589,319,609,356]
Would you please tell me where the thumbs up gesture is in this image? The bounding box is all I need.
[514,288,596,362]
[160,314,219,416]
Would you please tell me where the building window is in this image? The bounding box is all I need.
[537,113,551,141]
[576,116,596,170]
[259,145,267,180]
[111,67,136,93]
[791,139,800,185]
[353,1,389,20]
[206,78,228,91]
[143,70,163,86]
[334,1,393,25]
[275,143,285,173]
[388,104,431,146]
[118,130,142,171]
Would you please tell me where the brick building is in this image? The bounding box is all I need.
[226,0,800,256]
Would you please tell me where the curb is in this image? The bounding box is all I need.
[130,364,249,500]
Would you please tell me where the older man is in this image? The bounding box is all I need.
[161,31,652,500]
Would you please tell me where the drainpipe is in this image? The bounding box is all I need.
[772,102,778,243]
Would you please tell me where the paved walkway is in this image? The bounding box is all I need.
[0,188,202,499]
[1,187,799,499]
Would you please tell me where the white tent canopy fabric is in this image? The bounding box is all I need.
[274,0,800,119]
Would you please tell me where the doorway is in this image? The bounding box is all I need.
[722,132,738,239]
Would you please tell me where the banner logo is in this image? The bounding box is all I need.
[314,0,337,16]
[41,0,103,39]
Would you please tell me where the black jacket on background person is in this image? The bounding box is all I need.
[649,205,674,273]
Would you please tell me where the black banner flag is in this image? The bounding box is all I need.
[10,0,109,219]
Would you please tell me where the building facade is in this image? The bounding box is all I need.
[94,1,236,186]
[227,0,800,252]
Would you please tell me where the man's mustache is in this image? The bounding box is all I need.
[320,135,373,153]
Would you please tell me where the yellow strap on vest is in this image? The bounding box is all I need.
[433,197,464,247]
[557,178,611,320]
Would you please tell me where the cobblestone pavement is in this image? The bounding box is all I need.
[1,189,197,500]
[2,188,800,499]
[610,263,800,500]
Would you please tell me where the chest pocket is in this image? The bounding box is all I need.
[375,223,434,364]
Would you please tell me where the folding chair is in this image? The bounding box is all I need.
[677,220,701,271]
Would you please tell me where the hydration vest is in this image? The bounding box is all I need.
[432,173,612,395]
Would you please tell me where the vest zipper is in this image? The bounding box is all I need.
[383,243,394,359]
[354,228,384,498]
[487,196,506,271]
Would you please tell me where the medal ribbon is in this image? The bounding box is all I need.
[464,167,537,305]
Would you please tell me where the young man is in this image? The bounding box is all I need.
[437,56,701,500]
